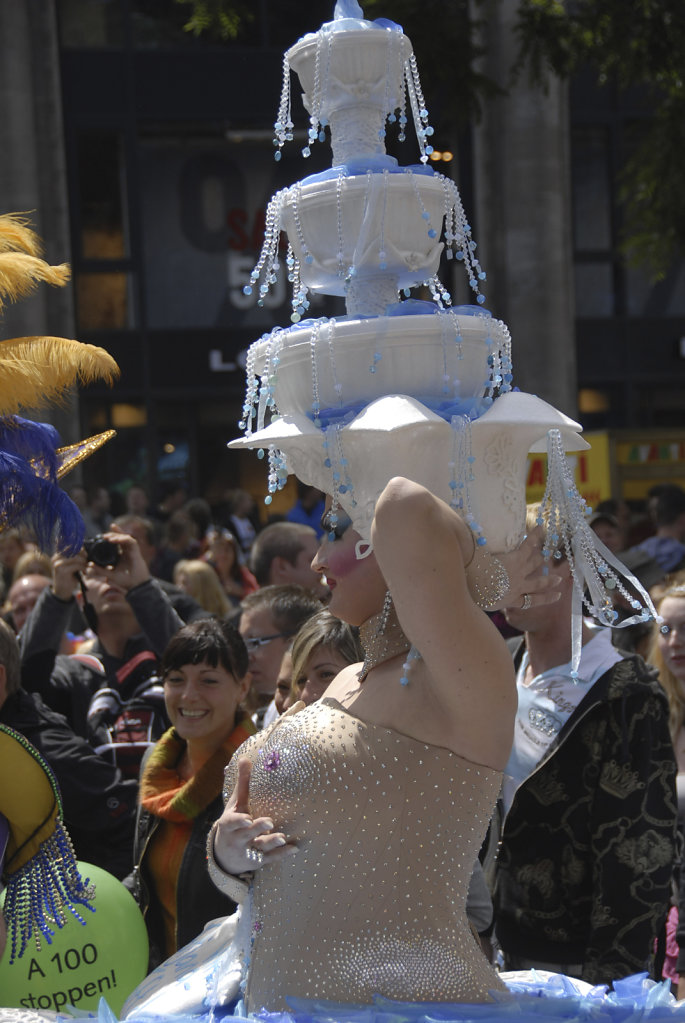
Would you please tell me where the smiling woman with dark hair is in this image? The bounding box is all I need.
[127,618,255,967]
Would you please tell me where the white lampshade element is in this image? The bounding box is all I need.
[281,172,445,306]
[229,392,587,548]
[248,313,508,417]
[288,27,411,165]
[469,392,589,550]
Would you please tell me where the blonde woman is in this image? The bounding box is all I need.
[202,528,259,606]
[649,580,685,771]
[11,549,52,582]
[173,559,232,618]
[648,579,685,992]
[287,609,362,707]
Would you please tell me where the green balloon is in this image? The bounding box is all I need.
[0,861,148,1015]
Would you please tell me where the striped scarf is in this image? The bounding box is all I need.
[139,711,255,822]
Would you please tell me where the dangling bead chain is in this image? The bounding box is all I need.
[358,591,419,684]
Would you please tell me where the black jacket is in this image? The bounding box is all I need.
[127,792,238,968]
[20,580,182,775]
[495,640,678,984]
[0,688,138,879]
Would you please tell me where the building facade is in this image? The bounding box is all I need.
[2,0,684,512]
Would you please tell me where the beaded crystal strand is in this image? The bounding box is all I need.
[255,332,283,432]
[493,319,513,395]
[310,320,322,426]
[483,319,514,406]
[442,177,487,305]
[273,53,293,161]
[425,274,454,309]
[448,414,487,548]
[538,428,658,674]
[303,32,325,157]
[238,343,259,434]
[326,319,345,407]
[320,424,356,540]
[403,53,434,163]
[243,189,286,302]
[262,439,289,505]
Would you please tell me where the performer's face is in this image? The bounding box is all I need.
[312,504,386,627]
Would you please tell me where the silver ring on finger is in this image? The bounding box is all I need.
[246,845,265,867]
[521,592,532,611]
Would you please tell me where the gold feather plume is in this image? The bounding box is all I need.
[0,337,120,413]
[0,214,70,314]
[0,213,120,410]
[0,213,43,255]
[0,252,70,314]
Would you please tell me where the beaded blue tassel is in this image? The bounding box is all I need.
[3,822,96,963]
[1,724,96,963]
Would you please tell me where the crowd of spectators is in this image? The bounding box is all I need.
[3,477,685,991]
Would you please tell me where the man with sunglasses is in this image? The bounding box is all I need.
[238,585,324,728]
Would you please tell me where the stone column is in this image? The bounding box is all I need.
[472,0,577,418]
[0,0,81,447]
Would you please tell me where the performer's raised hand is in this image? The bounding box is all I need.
[213,758,296,874]
[492,526,563,611]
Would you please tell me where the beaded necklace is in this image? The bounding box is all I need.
[358,591,420,686]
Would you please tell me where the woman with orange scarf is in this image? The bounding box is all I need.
[128,618,255,967]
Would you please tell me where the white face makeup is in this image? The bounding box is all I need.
[312,503,386,628]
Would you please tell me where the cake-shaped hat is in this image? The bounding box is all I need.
[229,0,655,643]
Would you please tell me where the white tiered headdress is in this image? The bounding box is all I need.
[229,0,657,664]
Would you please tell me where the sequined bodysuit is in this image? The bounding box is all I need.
[226,698,505,1012]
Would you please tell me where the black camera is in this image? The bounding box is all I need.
[84,535,121,568]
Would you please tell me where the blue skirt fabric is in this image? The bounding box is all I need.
[113,973,685,1023]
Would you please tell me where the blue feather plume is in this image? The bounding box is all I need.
[0,416,86,554]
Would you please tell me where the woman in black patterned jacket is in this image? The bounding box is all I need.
[494,552,678,986]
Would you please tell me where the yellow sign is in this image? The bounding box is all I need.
[615,437,685,497]
[616,438,685,467]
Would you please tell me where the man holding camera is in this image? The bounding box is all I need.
[20,526,184,777]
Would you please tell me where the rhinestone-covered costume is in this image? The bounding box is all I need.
[225,698,505,1012]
